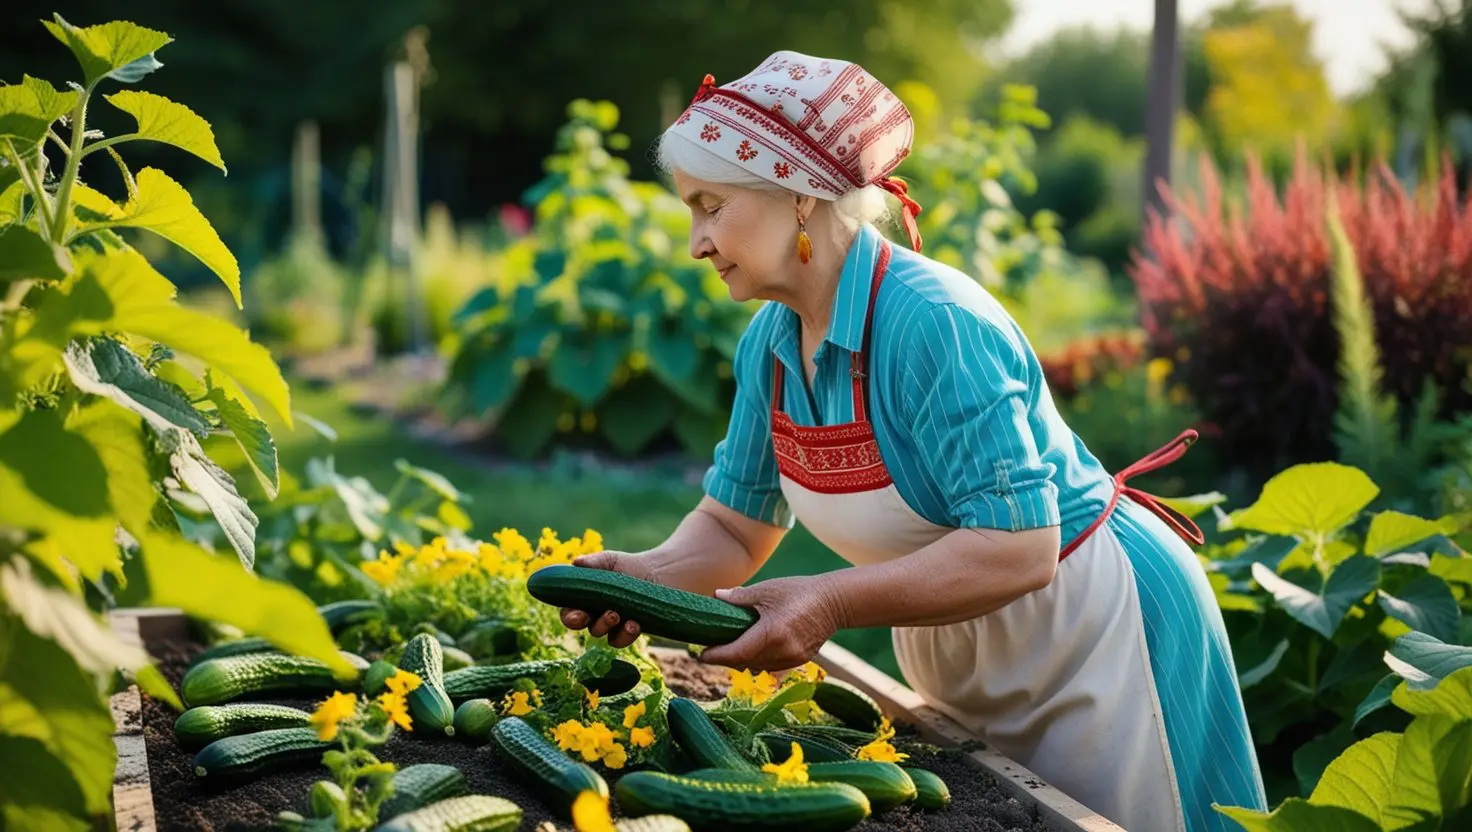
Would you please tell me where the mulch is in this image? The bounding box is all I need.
[140,637,1050,832]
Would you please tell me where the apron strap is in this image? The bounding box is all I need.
[850,241,894,421]
[1059,429,1205,561]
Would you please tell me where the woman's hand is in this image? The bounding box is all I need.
[557,551,656,649]
[696,575,844,672]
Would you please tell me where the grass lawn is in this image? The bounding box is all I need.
[271,379,904,678]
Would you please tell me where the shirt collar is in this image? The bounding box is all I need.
[772,223,885,353]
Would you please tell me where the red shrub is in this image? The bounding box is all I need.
[1039,330,1147,400]
[1129,150,1472,479]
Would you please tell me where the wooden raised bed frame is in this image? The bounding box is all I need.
[109,608,1124,832]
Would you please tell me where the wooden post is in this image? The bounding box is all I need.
[290,120,323,247]
[1143,0,1180,224]
[380,61,426,353]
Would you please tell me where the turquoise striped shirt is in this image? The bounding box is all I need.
[703,222,1117,543]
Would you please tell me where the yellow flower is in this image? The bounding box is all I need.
[581,529,603,554]
[503,691,536,717]
[477,543,503,574]
[310,691,358,741]
[629,725,655,748]
[728,669,778,704]
[361,555,402,586]
[539,527,561,554]
[856,717,908,762]
[494,528,534,562]
[792,661,826,684]
[585,689,600,711]
[392,540,417,558]
[377,691,413,731]
[553,720,586,753]
[601,742,627,769]
[386,669,422,696]
[784,700,825,724]
[622,702,646,729]
[571,790,617,832]
[1146,357,1173,386]
[762,742,809,785]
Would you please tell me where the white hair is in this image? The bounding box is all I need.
[653,131,892,232]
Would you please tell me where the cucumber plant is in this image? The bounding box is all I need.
[0,12,351,829]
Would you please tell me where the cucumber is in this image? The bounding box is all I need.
[452,699,499,742]
[526,564,757,645]
[811,680,883,731]
[756,732,854,764]
[365,660,399,696]
[191,637,280,666]
[668,697,758,771]
[441,646,475,672]
[615,817,691,832]
[191,727,332,780]
[378,763,469,820]
[614,771,870,832]
[399,634,456,736]
[805,762,916,814]
[778,724,879,747]
[372,794,522,832]
[173,703,313,749]
[319,599,383,632]
[586,659,642,695]
[443,659,573,702]
[181,652,363,706]
[903,767,950,810]
[491,716,608,819]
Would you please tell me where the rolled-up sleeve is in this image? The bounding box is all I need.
[901,304,1059,531]
[702,318,794,528]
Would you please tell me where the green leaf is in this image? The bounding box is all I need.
[22,76,78,123]
[1209,571,1264,613]
[1392,666,1472,719]
[0,624,118,815]
[75,168,239,306]
[131,663,184,711]
[744,682,817,737]
[393,458,461,502]
[0,408,108,517]
[495,372,564,459]
[646,322,699,385]
[1159,491,1229,520]
[1384,716,1472,828]
[1239,638,1291,689]
[1306,732,1400,825]
[0,180,26,226]
[0,226,67,280]
[1227,462,1379,538]
[0,465,116,584]
[41,14,172,87]
[0,736,89,832]
[1378,576,1461,644]
[0,84,52,149]
[1251,556,1381,639]
[136,532,354,676]
[468,340,519,412]
[600,376,678,456]
[103,90,225,172]
[1354,675,1401,728]
[167,429,256,568]
[1366,511,1456,558]
[63,338,208,435]
[549,331,626,407]
[65,400,156,537]
[208,386,279,500]
[1429,554,1472,586]
[308,457,388,540]
[1384,632,1472,692]
[1294,724,1358,798]
[1214,799,1381,832]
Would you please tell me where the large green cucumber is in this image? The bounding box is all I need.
[452,699,499,742]
[378,763,469,820]
[181,652,365,706]
[777,724,879,747]
[614,771,870,832]
[525,564,757,645]
[191,727,332,781]
[586,658,642,695]
[491,716,607,819]
[399,634,456,736]
[372,794,522,832]
[810,679,883,731]
[903,767,951,809]
[756,731,854,764]
[191,637,280,666]
[442,659,572,702]
[319,599,384,632]
[682,761,916,814]
[668,697,758,771]
[173,703,313,749]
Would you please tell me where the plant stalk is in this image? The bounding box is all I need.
[1305,638,1319,696]
[3,140,55,237]
[79,133,141,161]
[49,83,95,245]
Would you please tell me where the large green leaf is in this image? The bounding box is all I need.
[1430,554,1472,587]
[549,331,626,407]
[1159,491,1229,520]
[167,429,256,568]
[104,90,225,172]
[1294,725,1358,798]
[21,76,78,123]
[0,408,108,517]
[393,458,461,502]
[646,321,699,385]
[0,557,148,675]
[1227,463,1379,539]
[0,736,88,832]
[307,457,388,540]
[1215,799,1381,832]
[1378,576,1461,644]
[74,168,239,306]
[41,14,171,87]
[599,375,678,456]
[208,386,279,500]
[469,340,520,412]
[0,82,56,150]
[674,406,727,458]
[1384,632,1472,692]
[0,625,117,815]
[0,465,116,585]
[137,532,354,676]
[0,180,26,225]
[1354,674,1401,728]
[1392,666,1472,719]
[495,373,564,459]
[0,226,67,280]
[1306,732,1400,826]
[1384,716,1472,828]
[63,338,208,435]
[1366,511,1457,558]
[1251,556,1381,639]
[65,401,156,536]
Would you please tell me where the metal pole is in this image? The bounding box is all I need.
[1143,0,1180,225]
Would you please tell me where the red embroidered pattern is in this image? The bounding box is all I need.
[773,162,792,179]
[772,413,893,493]
[736,139,758,161]
[700,123,721,142]
[700,107,844,194]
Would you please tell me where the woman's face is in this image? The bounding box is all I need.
[673,170,798,303]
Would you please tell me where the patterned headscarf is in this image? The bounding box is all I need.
[666,50,923,252]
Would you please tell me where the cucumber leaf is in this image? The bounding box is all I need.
[104,90,225,172]
[0,736,89,832]
[1251,556,1380,640]
[41,14,171,87]
[1226,463,1379,539]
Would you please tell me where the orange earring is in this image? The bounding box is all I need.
[797,214,812,264]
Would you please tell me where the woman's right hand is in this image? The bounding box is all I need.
[558,550,655,649]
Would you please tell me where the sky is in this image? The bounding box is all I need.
[997,0,1433,97]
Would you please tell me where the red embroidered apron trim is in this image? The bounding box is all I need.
[1057,430,1206,561]
[770,242,893,494]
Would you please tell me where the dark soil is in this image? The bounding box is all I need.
[141,639,1049,832]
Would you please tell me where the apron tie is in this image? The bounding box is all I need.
[1059,429,1205,560]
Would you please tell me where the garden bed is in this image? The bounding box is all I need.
[112,610,1120,832]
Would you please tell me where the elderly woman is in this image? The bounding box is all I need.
[558,51,1267,832]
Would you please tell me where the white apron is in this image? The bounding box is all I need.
[771,240,1195,832]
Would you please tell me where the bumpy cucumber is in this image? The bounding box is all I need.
[191,727,332,780]
[191,637,280,666]
[525,564,757,645]
[614,771,870,832]
[903,767,951,810]
[756,732,854,763]
[181,652,364,706]
[805,762,916,813]
[443,659,572,702]
[811,679,883,731]
[668,697,758,771]
[373,794,522,832]
[173,703,313,749]
[452,699,499,742]
[378,763,469,821]
[399,634,456,736]
[491,716,607,819]
[318,599,383,632]
[586,659,642,695]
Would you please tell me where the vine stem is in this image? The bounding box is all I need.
[79,133,141,160]
[48,82,95,245]
[3,139,55,237]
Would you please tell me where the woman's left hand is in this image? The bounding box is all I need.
[697,575,845,671]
